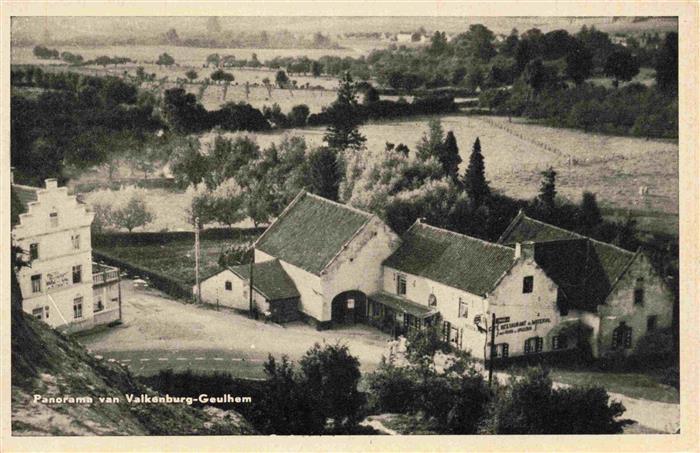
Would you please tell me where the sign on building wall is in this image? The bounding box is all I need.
[497,317,551,336]
[45,270,70,291]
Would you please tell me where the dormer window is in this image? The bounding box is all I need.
[49,209,58,227]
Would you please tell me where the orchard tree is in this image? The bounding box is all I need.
[156,52,175,66]
[462,137,490,207]
[206,53,221,67]
[211,178,246,226]
[275,70,290,88]
[604,50,640,87]
[169,137,208,187]
[210,69,234,82]
[416,118,445,161]
[308,147,341,201]
[323,72,366,152]
[185,70,199,81]
[111,189,154,232]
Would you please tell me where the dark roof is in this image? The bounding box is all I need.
[12,184,39,214]
[498,212,638,310]
[229,259,300,301]
[255,191,372,275]
[383,222,515,297]
[369,291,438,318]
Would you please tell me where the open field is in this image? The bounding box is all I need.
[204,114,679,220]
[95,233,258,286]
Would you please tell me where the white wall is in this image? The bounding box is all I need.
[322,217,401,321]
[198,269,267,312]
[13,181,95,330]
[487,259,561,358]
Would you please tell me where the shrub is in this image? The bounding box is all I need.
[366,359,418,414]
[482,367,628,434]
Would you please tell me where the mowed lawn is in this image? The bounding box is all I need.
[95,233,259,286]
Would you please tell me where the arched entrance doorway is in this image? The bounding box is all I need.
[331,290,367,325]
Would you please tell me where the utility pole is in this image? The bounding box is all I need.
[248,246,255,318]
[194,217,201,303]
[489,312,496,387]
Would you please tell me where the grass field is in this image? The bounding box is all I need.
[95,233,259,286]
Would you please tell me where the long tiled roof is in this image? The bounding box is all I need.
[383,222,515,297]
[498,212,638,310]
[229,259,300,301]
[255,191,372,275]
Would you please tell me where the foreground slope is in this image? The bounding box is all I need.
[10,271,255,436]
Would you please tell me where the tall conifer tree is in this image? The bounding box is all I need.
[463,137,490,206]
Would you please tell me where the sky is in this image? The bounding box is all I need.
[12,16,677,43]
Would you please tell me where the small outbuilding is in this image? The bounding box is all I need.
[197,259,301,323]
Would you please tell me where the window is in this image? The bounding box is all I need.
[495,343,509,358]
[72,234,80,249]
[29,243,39,260]
[647,315,658,332]
[72,265,82,284]
[634,288,644,305]
[522,276,534,294]
[552,335,568,350]
[32,307,44,320]
[450,327,462,348]
[73,297,83,319]
[442,321,451,343]
[428,293,437,307]
[45,306,49,319]
[224,281,232,291]
[94,297,104,312]
[458,298,468,318]
[31,274,42,293]
[49,210,58,227]
[612,322,633,350]
[524,337,543,354]
[396,274,407,295]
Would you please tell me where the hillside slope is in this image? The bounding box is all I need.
[10,271,255,436]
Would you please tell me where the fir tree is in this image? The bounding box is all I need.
[463,137,490,206]
[440,131,462,181]
[538,166,557,209]
[308,147,341,201]
[580,191,603,230]
[323,72,366,151]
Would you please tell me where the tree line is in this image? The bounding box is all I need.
[145,330,629,435]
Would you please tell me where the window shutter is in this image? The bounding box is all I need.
[624,328,632,348]
[612,328,620,349]
[524,339,531,354]
[503,343,509,358]
[536,337,543,352]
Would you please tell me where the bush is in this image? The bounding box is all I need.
[482,367,628,434]
[366,359,419,414]
[287,104,310,127]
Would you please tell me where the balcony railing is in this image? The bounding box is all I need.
[92,263,119,286]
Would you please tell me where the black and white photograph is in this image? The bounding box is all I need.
[3,2,698,451]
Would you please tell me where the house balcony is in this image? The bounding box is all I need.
[92,262,120,286]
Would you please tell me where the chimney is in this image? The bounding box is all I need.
[515,241,535,260]
[45,178,58,190]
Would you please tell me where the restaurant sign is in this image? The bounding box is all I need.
[46,270,71,291]
[497,317,551,336]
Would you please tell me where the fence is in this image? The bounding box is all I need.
[92,250,194,302]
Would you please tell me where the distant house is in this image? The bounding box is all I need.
[203,190,673,360]
[12,173,122,333]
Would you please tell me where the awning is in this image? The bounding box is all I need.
[368,292,438,319]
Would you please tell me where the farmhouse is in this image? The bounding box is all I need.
[200,191,674,359]
[12,175,123,333]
